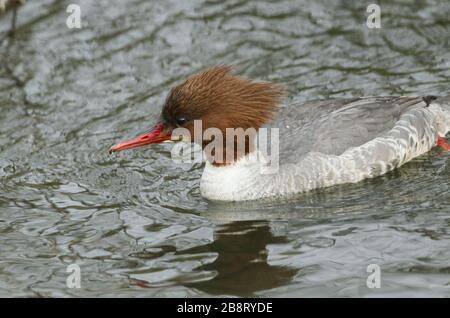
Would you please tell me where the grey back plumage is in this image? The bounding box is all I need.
[267,96,432,163]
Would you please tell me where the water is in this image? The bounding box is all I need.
[1,0,450,297]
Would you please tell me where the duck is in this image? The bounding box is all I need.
[110,65,450,201]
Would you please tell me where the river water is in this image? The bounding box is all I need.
[0,0,449,297]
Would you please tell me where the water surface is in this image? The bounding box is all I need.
[1,0,450,297]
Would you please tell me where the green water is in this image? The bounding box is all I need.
[0,0,449,297]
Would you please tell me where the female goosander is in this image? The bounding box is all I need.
[110,65,450,201]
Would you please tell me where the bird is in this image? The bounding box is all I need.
[110,65,450,201]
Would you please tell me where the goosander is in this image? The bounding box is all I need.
[110,65,450,201]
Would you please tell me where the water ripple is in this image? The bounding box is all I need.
[1,0,450,297]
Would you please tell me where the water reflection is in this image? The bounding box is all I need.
[2,0,450,297]
[182,221,297,296]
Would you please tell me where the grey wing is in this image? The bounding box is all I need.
[267,96,431,163]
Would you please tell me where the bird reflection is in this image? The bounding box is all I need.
[180,221,298,297]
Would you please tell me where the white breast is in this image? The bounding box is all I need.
[200,102,450,201]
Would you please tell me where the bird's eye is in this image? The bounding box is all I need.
[176,117,188,126]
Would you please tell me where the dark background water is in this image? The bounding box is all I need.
[1,0,449,297]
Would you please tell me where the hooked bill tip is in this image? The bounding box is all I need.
[109,145,118,154]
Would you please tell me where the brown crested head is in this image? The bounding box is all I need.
[110,65,284,165]
[161,65,285,165]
